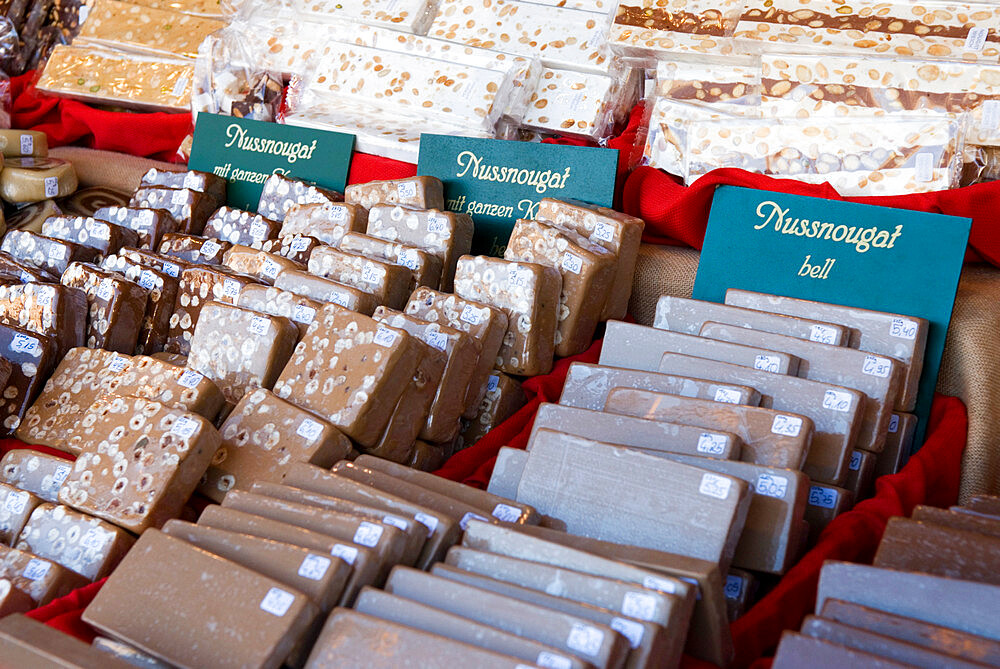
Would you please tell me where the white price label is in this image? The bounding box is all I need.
[19,271,31,283]
[561,253,583,274]
[755,473,788,499]
[328,291,350,308]
[138,270,157,290]
[415,512,438,537]
[487,375,500,392]
[699,473,732,500]
[397,181,418,199]
[292,304,316,325]
[296,418,323,442]
[696,432,727,456]
[822,389,853,413]
[566,623,605,657]
[140,209,155,225]
[4,490,28,514]
[80,529,107,550]
[611,617,644,649]
[22,558,50,581]
[809,324,838,344]
[161,261,180,278]
[754,354,781,373]
[849,451,863,471]
[423,330,448,351]
[330,543,358,565]
[34,288,53,307]
[249,220,268,240]
[967,26,988,51]
[171,189,188,205]
[249,315,270,336]
[373,326,398,348]
[44,177,58,198]
[492,503,521,523]
[297,554,331,581]
[183,172,200,189]
[171,75,190,99]
[329,206,347,222]
[200,239,221,259]
[592,222,615,243]
[361,263,384,285]
[724,575,744,600]
[536,652,573,669]
[642,575,677,594]
[862,355,891,378]
[460,304,483,325]
[713,387,742,404]
[108,356,129,373]
[382,515,408,531]
[889,317,917,340]
[459,511,489,530]
[771,415,803,437]
[808,485,839,510]
[96,278,114,301]
[90,222,110,241]
[508,266,531,288]
[888,414,900,433]
[290,237,310,253]
[222,278,241,299]
[915,152,934,183]
[259,587,295,617]
[427,215,449,235]
[398,248,420,270]
[52,465,70,485]
[622,591,658,621]
[984,101,1000,130]
[19,134,32,155]
[170,415,199,439]
[10,333,39,356]
[353,521,384,548]
[177,370,203,388]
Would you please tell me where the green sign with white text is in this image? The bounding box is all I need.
[417,134,618,256]
[188,113,355,212]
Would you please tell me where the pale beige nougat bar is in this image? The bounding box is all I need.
[345,177,445,211]
[308,246,411,310]
[16,503,134,580]
[339,231,443,295]
[280,202,367,245]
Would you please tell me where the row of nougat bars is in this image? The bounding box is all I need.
[773,496,1000,665]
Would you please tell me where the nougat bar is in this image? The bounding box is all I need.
[260,234,323,266]
[384,567,629,669]
[61,262,148,353]
[105,355,224,420]
[488,448,529,499]
[405,286,509,419]
[222,246,301,285]
[1,229,98,276]
[306,608,534,669]
[354,588,589,669]
[16,503,134,580]
[279,201,367,245]
[454,255,561,376]
[272,309,420,448]
[701,322,903,453]
[283,462,458,570]
[530,403,743,460]
[345,177,444,211]
[116,247,194,279]
[0,323,57,434]
[804,484,853,545]
[724,570,754,622]
[407,440,446,471]
[0,450,73,503]
[0,482,42,546]
[0,581,33,617]
[77,0,225,59]
[519,430,749,570]
[94,206,179,249]
[157,232,231,265]
[560,361,760,411]
[165,266,260,355]
[605,388,813,470]
[373,308,479,442]
[187,301,297,405]
[130,186,216,235]
[203,207,281,249]
[874,518,1000,585]
[460,371,526,448]
[140,168,225,209]
[16,347,124,449]
[726,289,929,412]
[876,413,917,478]
[237,285,325,340]
[162,519,351,612]
[655,295,850,346]
[0,282,88,358]
[308,246,410,310]
[366,204,473,292]
[536,199,643,321]
[845,449,876,501]
[914,505,1000,539]
[355,454,539,525]
[658,353,862,486]
[505,218,616,357]
[602,320,800,375]
[0,545,88,606]
[91,637,175,668]
[101,255,179,354]
[257,173,342,223]
[0,158,78,203]
[339,231,443,294]
[59,396,220,532]
[0,614,137,668]
[0,251,57,283]
[41,215,139,259]
[772,632,910,669]
[83,530,317,669]
[196,505,379,606]
[199,388,350,502]
[273,269,377,315]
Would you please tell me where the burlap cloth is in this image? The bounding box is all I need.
[62,148,998,502]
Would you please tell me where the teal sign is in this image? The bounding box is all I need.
[693,185,972,449]
[188,113,355,211]
[417,134,618,256]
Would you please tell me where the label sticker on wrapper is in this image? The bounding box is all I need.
[108,356,129,373]
[592,222,615,243]
[352,522,384,548]
[4,491,28,514]
[566,623,605,656]
[460,304,483,325]
[249,315,270,336]
[161,262,180,278]
[292,304,316,325]
[611,617,644,649]
[696,432,727,455]
[822,389,853,412]
[19,135,32,155]
[755,473,788,499]
[753,354,781,372]
[290,237,311,253]
[330,543,358,565]
[984,101,1000,131]
[915,153,934,183]
[459,511,489,530]
[888,414,900,433]
[52,465,70,485]
[259,587,295,617]
[889,317,917,340]
[138,270,158,290]
[771,415,803,437]
[44,177,58,198]
[96,279,114,302]
[713,387,742,404]
[171,189,188,206]
[622,591,658,621]
[967,26,988,52]
[183,172,201,190]
[177,370,203,388]
[22,558,50,581]
[397,181,418,199]
[80,529,107,550]
[382,515,408,531]
[414,512,438,537]
[170,415,199,439]
[642,575,677,594]
[171,76,190,99]
[250,220,268,240]
[427,215,449,236]
[809,324,838,344]
[491,503,521,523]
[699,473,732,500]
[223,279,241,299]
[398,248,420,270]
[423,331,448,351]
[487,375,500,392]
[296,418,323,442]
[561,253,583,274]
[849,451,863,471]
[724,575,744,600]
[10,333,39,356]
[536,652,573,669]
[200,239,221,259]
[808,485,839,509]
[297,554,331,581]
[862,355,891,378]
[373,326,398,348]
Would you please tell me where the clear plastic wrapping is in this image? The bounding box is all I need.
[607,0,745,66]
[73,0,225,60]
[229,0,438,33]
[521,67,620,142]
[961,144,1000,185]
[735,0,1000,64]
[682,115,967,196]
[121,0,225,17]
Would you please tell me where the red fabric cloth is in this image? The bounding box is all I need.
[26,578,106,643]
